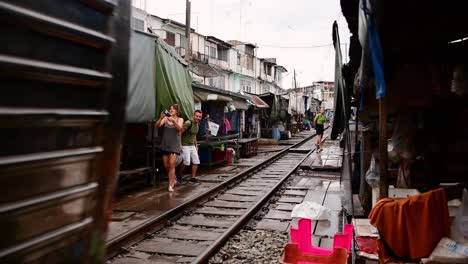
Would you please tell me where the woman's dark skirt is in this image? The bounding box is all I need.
[315,124,324,135]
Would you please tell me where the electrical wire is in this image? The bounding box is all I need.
[257,43,333,49]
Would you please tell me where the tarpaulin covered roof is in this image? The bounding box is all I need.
[126,30,194,122]
[155,36,194,120]
[126,30,156,122]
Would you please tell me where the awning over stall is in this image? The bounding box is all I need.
[230,99,248,110]
[193,91,232,102]
[246,93,270,108]
[126,30,156,122]
[155,37,194,120]
[192,82,250,109]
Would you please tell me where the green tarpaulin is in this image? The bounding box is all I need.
[155,38,194,120]
[331,21,350,140]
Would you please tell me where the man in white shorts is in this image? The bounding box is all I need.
[178,110,202,184]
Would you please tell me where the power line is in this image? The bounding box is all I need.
[257,43,333,49]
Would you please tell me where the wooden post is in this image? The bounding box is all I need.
[378,98,388,199]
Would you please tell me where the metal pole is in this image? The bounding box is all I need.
[378,98,388,198]
[185,0,191,62]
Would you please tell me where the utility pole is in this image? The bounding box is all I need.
[185,0,191,62]
[294,69,298,117]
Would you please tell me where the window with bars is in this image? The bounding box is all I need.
[218,75,225,89]
[246,80,252,93]
[217,47,228,62]
[246,55,253,70]
[241,80,252,93]
[165,31,175,46]
[209,47,216,58]
[180,35,187,48]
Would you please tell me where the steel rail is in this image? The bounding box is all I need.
[192,143,318,263]
[106,131,320,259]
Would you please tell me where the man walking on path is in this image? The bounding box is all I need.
[178,110,203,184]
[314,108,326,150]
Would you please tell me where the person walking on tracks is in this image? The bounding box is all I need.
[314,108,326,149]
[156,104,184,192]
[178,110,203,184]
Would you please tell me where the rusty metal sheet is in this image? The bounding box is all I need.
[177,215,235,228]
[277,196,303,204]
[274,203,296,211]
[217,194,258,202]
[157,228,220,241]
[264,210,292,220]
[204,200,253,209]
[195,207,245,216]
[225,189,261,196]
[283,190,307,196]
[256,219,289,232]
[136,237,207,256]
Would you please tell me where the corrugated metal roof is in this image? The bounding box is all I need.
[246,93,269,108]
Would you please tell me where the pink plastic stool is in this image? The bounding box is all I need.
[289,218,353,257]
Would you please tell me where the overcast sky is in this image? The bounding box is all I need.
[139,0,350,88]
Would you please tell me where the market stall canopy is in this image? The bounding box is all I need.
[126,29,194,121]
[193,91,232,102]
[230,99,248,110]
[246,93,270,108]
[155,36,194,120]
[192,82,250,109]
[126,30,156,122]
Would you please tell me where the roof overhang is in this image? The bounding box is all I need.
[206,36,232,48]
[275,65,288,72]
[192,82,250,101]
[245,93,270,108]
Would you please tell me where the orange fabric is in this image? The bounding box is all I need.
[369,188,450,262]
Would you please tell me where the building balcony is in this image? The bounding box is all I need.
[191,51,208,63]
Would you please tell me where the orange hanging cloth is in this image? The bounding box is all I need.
[369,188,450,262]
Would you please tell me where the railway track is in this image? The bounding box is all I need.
[108,132,323,263]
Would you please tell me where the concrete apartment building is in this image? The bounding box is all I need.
[130,6,287,96]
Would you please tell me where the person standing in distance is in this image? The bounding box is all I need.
[179,110,203,184]
[155,104,184,192]
[314,108,326,149]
